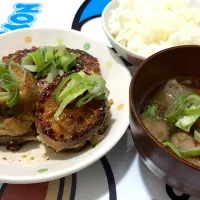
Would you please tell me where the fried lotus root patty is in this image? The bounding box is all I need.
[36,73,108,152]
[2,47,100,75]
[0,64,38,137]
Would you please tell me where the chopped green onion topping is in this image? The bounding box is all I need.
[161,93,200,132]
[165,96,186,122]
[46,68,58,83]
[54,73,82,104]
[164,140,200,158]
[27,51,45,72]
[54,46,67,57]
[54,72,109,120]
[76,93,96,107]
[21,46,79,82]
[186,94,200,105]
[21,54,34,67]
[183,94,200,115]
[58,69,64,76]
[0,61,8,75]
[1,73,19,107]
[61,54,79,72]
[22,65,36,72]
[194,130,200,143]
[175,113,200,132]
[54,87,86,120]
[45,46,54,63]
[142,104,158,117]
[0,61,26,107]
[6,82,19,107]
[180,147,200,158]
[162,141,182,157]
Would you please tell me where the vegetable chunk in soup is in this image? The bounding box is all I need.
[141,79,200,167]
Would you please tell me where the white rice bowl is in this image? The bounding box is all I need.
[108,0,200,57]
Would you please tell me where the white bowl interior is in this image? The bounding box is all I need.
[0,28,131,183]
[101,0,146,61]
[102,0,200,62]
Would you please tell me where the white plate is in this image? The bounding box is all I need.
[0,28,131,184]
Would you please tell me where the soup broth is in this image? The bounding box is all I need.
[141,79,200,167]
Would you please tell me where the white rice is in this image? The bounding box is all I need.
[108,0,200,57]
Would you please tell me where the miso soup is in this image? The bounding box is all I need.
[141,79,200,167]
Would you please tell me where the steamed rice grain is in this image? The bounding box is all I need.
[108,0,200,57]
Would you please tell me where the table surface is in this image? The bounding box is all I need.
[0,0,199,200]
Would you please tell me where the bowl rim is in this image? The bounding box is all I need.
[0,27,131,184]
[101,0,146,61]
[129,45,200,172]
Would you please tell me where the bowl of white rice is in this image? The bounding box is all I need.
[102,0,200,65]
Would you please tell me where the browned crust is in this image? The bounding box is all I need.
[2,46,38,65]
[36,71,107,149]
[68,49,100,75]
[2,47,100,75]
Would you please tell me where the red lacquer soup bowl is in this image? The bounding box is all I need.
[129,45,200,197]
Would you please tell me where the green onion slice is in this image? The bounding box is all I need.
[84,74,106,94]
[194,130,200,143]
[54,73,82,103]
[0,61,6,68]
[45,46,54,63]
[95,87,110,100]
[183,106,200,115]
[183,94,200,114]
[58,69,64,76]
[162,141,182,157]
[46,68,58,83]
[0,72,19,107]
[175,113,200,132]
[22,65,36,72]
[54,46,67,58]
[76,93,95,107]
[0,61,23,107]
[53,45,66,51]
[53,72,109,120]
[165,96,186,122]
[0,62,9,76]
[27,51,45,72]
[21,54,32,65]
[186,94,200,105]
[21,55,37,72]
[1,73,14,87]
[142,104,158,117]
[21,46,79,82]
[6,82,19,107]
[54,87,87,121]
[58,77,83,101]
[180,147,200,158]
[61,54,79,72]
